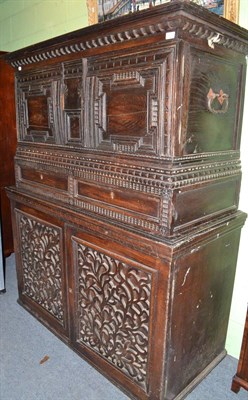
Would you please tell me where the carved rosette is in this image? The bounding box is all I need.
[74,241,152,390]
[18,212,64,323]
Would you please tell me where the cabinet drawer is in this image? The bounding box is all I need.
[21,167,68,191]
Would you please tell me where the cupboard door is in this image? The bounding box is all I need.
[14,207,69,340]
[66,224,164,400]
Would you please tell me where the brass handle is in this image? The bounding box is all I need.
[207,88,229,114]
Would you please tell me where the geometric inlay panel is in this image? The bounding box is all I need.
[86,49,173,156]
[16,67,62,144]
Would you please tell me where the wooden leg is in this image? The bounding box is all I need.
[231,376,240,393]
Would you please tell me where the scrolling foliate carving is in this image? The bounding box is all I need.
[17,212,64,323]
[75,241,152,390]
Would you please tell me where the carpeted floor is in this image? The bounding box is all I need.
[0,254,247,400]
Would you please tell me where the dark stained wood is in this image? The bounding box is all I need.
[4,1,248,399]
[0,51,17,257]
[21,167,68,191]
[231,307,248,394]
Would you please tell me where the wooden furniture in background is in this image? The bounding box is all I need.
[231,307,248,394]
[5,2,248,399]
[0,52,17,258]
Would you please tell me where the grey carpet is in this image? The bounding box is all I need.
[0,254,247,400]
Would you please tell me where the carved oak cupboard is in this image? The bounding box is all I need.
[5,2,248,399]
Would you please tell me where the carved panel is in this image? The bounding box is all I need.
[86,49,173,155]
[16,211,64,323]
[185,50,243,154]
[16,67,62,144]
[73,240,152,390]
[62,60,86,144]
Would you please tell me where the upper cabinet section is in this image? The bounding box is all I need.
[7,0,248,159]
[15,47,173,157]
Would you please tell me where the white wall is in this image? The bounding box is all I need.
[225,0,248,357]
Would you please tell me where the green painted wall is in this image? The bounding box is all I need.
[0,0,247,359]
[0,0,88,51]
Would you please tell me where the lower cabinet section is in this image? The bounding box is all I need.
[9,191,246,400]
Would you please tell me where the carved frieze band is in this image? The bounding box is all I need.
[74,240,152,390]
[9,16,248,68]
[16,147,241,192]
[17,211,64,323]
[74,198,159,233]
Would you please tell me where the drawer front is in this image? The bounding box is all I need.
[15,161,241,238]
[17,165,70,205]
[21,167,68,190]
[172,176,240,230]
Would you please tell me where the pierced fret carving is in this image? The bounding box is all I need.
[74,241,152,390]
[17,212,64,323]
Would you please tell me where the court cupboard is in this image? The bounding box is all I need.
[5,1,248,399]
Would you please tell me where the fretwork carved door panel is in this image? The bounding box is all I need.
[66,224,166,399]
[14,207,69,339]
